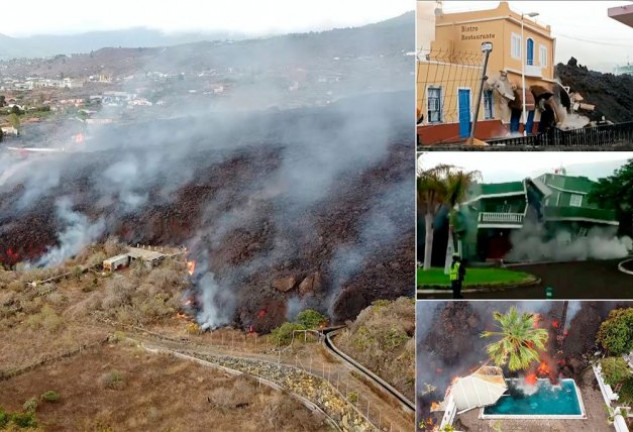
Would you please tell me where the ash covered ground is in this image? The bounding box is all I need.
[0,90,414,332]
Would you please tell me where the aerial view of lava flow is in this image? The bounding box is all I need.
[415,300,633,430]
[0,89,414,332]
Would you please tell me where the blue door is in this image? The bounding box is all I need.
[527,38,534,65]
[458,89,471,138]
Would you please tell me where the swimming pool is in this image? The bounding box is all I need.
[481,378,586,419]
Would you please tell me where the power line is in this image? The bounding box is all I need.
[556,33,633,47]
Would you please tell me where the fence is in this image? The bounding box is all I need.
[485,121,633,147]
[129,326,410,432]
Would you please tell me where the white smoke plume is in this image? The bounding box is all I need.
[194,253,236,330]
[506,222,632,262]
[36,197,105,267]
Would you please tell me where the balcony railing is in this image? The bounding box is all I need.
[479,212,525,224]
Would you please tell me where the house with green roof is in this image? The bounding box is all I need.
[455,172,618,262]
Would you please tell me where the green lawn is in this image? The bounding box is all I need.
[417,267,535,287]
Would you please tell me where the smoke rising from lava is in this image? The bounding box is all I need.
[0,42,413,329]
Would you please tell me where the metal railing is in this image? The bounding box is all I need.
[486,121,633,147]
[478,212,524,223]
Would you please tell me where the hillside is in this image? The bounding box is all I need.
[0,91,414,330]
[335,297,415,400]
[0,12,413,74]
[556,59,633,123]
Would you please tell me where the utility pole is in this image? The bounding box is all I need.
[468,41,493,145]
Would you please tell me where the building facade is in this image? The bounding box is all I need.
[417,1,559,145]
[456,172,618,262]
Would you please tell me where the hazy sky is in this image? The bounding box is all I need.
[431,1,633,71]
[1,1,411,37]
[418,152,632,182]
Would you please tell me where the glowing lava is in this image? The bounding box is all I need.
[186,260,196,276]
[525,373,538,385]
[537,361,550,376]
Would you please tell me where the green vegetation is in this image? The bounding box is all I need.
[481,306,549,372]
[597,308,633,355]
[588,159,633,237]
[270,322,307,346]
[296,310,327,329]
[0,406,38,429]
[601,357,631,386]
[347,392,358,404]
[40,391,60,403]
[417,164,481,270]
[617,377,633,404]
[417,267,534,287]
[270,309,327,346]
[336,298,415,400]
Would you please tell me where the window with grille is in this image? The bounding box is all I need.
[570,194,583,207]
[427,87,442,123]
[483,90,494,119]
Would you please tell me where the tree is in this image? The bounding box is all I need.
[481,306,548,372]
[296,309,327,329]
[442,168,481,273]
[417,163,451,271]
[416,161,480,271]
[597,308,633,355]
[588,159,633,237]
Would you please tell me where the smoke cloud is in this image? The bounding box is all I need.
[36,197,105,267]
[506,222,632,262]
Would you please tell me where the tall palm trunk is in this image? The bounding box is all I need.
[423,211,434,270]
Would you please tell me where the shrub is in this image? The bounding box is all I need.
[0,406,9,428]
[22,397,37,412]
[101,370,125,390]
[601,357,631,386]
[347,392,358,404]
[597,308,633,355]
[270,322,306,346]
[11,411,37,428]
[186,322,201,335]
[618,377,633,404]
[41,391,60,403]
[296,309,327,329]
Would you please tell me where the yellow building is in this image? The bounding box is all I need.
[417,1,558,144]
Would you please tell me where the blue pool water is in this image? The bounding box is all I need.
[483,379,582,416]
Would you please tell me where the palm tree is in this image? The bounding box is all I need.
[481,306,549,372]
[417,163,452,270]
[442,168,481,274]
[416,160,480,271]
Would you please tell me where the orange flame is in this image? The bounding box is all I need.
[187,260,196,276]
[430,401,440,411]
[537,361,550,376]
[525,373,537,385]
